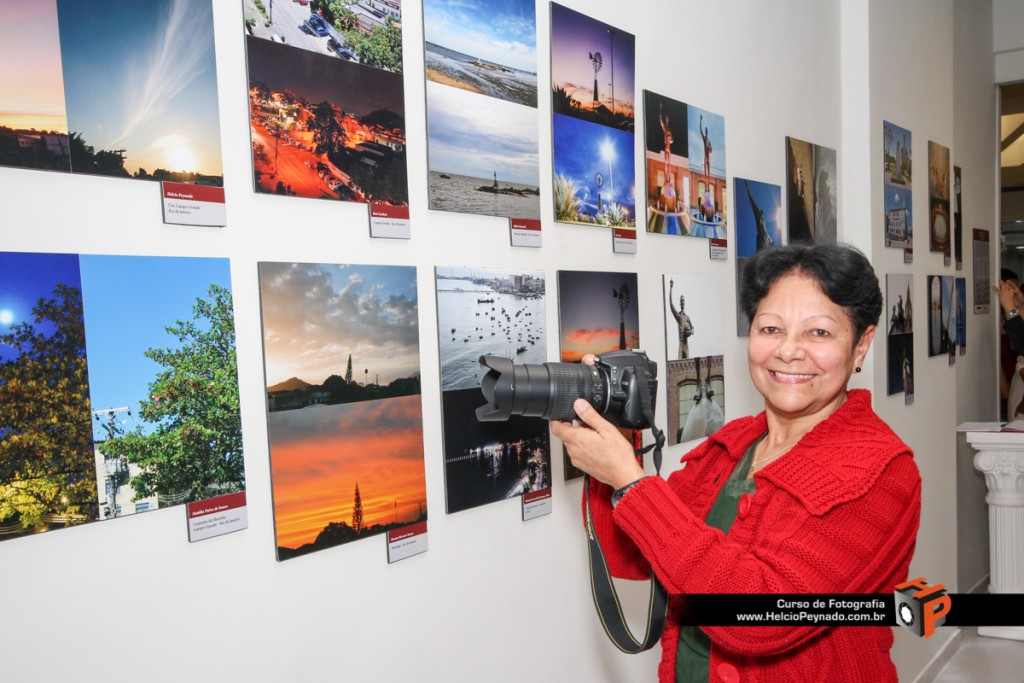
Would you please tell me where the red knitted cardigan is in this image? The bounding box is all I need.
[585,389,921,683]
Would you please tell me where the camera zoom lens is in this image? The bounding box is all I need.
[476,357,607,423]
[544,363,604,421]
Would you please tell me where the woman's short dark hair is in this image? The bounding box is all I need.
[741,242,882,341]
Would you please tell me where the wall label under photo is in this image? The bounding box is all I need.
[612,228,637,254]
[187,491,247,542]
[161,181,226,227]
[387,521,428,563]
[369,204,411,239]
[510,218,542,247]
[522,488,552,521]
[709,237,728,260]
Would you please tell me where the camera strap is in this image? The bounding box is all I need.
[584,477,669,653]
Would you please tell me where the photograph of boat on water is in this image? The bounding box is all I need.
[550,3,636,228]
[258,262,426,560]
[435,266,550,514]
[423,0,540,220]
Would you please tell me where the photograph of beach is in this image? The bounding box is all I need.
[644,90,689,235]
[258,262,426,560]
[550,3,636,228]
[423,0,540,219]
[244,25,408,207]
[1,0,223,184]
[435,266,550,513]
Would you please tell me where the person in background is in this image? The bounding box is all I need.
[995,269,1024,420]
[553,242,921,683]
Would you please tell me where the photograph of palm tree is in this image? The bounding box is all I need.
[435,266,550,513]
[734,178,782,335]
[557,270,640,479]
[423,0,540,220]
[550,3,635,228]
[258,262,426,560]
[245,35,408,207]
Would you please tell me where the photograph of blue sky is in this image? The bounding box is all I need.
[259,263,419,389]
[553,113,635,221]
[735,178,782,258]
[0,252,83,364]
[426,82,539,185]
[687,104,726,178]
[79,255,232,439]
[423,0,537,75]
[55,0,223,177]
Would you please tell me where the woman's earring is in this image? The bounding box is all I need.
[855,367,862,373]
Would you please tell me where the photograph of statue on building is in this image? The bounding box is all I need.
[685,104,728,239]
[884,121,913,249]
[643,90,689,235]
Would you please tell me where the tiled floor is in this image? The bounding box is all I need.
[932,628,1024,682]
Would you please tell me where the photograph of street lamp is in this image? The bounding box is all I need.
[557,269,640,479]
[257,262,426,561]
[423,0,541,220]
[550,3,635,228]
[245,35,409,207]
[1,0,224,184]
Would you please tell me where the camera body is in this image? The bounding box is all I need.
[475,349,659,430]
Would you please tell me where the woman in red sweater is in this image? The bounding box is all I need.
[552,243,921,682]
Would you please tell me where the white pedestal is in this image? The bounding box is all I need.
[966,431,1024,641]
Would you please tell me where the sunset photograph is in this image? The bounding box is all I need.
[0,0,71,171]
[557,270,640,363]
[258,261,424,560]
[55,0,224,182]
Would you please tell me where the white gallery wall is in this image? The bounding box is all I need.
[0,1,999,681]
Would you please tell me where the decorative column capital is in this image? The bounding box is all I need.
[973,450,1024,501]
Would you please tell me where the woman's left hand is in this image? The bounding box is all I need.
[550,398,646,489]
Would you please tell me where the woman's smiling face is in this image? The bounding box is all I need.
[747,272,875,422]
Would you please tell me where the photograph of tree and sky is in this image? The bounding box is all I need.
[550,3,635,228]
[0,0,224,184]
[258,262,426,560]
[423,0,541,220]
[243,0,408,207]
[0,252,243,541]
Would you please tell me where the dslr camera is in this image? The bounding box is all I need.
[475,350,659,430]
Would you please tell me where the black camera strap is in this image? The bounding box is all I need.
[582,392,668,654]
[584,478,669,653]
